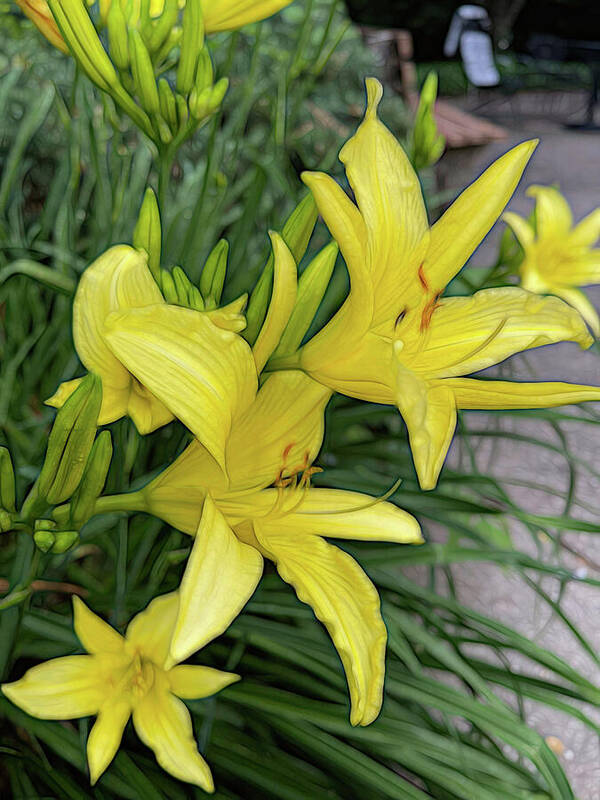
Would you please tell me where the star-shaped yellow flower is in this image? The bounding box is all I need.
[102,370,422,727]
[290,78,600,490]
[504,185,600,336]
[2,593,238,790]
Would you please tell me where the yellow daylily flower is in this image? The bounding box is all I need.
[47,245,257,471]
[503,185,600,336]
[2,593,238,790]
[15,0,68,53]
[292,78,600,490]
[111,370,423,727]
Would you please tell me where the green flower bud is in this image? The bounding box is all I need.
[0,510,13,534]
[160,269,178,304]
[129,28,160,115]
[133,187,162,281]
[172,266,193,306]
[38,374,103,506]
[158,78,178,130]
[34,529,56,553]
[51,530,79,554]
[200,239,228,309]
[176,0,204,95]
[0,447,16,513]
[70,430,113,530]
[107,2,129,70]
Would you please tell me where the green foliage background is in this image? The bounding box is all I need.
[1,2,600,798]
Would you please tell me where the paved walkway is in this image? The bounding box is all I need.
[438,90,600,799]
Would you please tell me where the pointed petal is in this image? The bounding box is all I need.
[168,665,239,700]
[445,377,600,409]
[126,593,180,669]
[247,488,422,544]
[570,208,600,248]
[169,495,263,666]
[203,0,292,33]
[73,245,162,392]
[502,211,535,250]
[551,286,600,337]
[527,185,573,237]
[16,0,68,52]
[394,360,457,490]
[46,377,132,426]
[133,678,214,791]
[73,597,125,656]
[253,233,297,373]
[340,78,428,301]
[255,525,386,726]
[104,304,257,471]
[410,288,593,379]
[1,656,105,719]
[87,700,131,785]
[424,140,537,291]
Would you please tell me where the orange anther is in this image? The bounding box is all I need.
[418,263,429,291]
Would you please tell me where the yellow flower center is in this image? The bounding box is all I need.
[111,650,156,701]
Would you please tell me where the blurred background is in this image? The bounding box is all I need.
[1,1,600,797]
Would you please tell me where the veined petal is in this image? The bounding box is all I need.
[133,676,214,791]
[104,304,257,472]
[502,211,535,250]
[255,525,386,726]
[73,246,163,392]
[246,488,422,544]
[73,597,125,656]
[253,233,297,373]
[527,185,573,237]
[126,593,180,669]
[339,78,428,310]
[202,0,293,33]
[424,140,537,291]
[126,381,175,435]
[16,0,68,52]
[570,208,600,248]
[169,495,263,666]
[394,358,457,490]
[445,377,600,409]
[87,700,131,785]
[2,656,105,719]
[409,288,593,379]
[168,665,239,700]
[551,286,600,337]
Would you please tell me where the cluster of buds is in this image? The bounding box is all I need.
[30,374,112,553]
[44,0,227,150]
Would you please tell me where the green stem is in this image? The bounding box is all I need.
[94,491,148,516]
[158,148,173,211]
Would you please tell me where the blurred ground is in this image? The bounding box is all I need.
[438,89,600,799]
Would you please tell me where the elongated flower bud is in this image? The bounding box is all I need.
[129,28,160,115]
[107,2,129,71]
[0,447,16,513]
[176,0,204,95]
[200,239,228,308]
[133,188,162,281]
[51,530,79,554]
[158,78,178,130]
[38,374,102,506]
[70,431,113,529]
[160,269,178,303]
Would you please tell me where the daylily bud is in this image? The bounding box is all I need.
[16,0,68,53]
[172,266,193,307]
[0,510,13,534]
[176,0,204,95]
[34,529,56,553]
[0,447,16,513]
[38,374,103,506]
[107,2,130,70]
[411,72,445,171]
[200,239,228,309]
[158,78,178,130]
[245,193,318,344]
[147,0,179,52]
[70,430,113,529]
[133,188,162,281]
[160,269,178,304]
[129,28,160,115]
[51,530,80,554]
[195,48,214,93]
[176,93,189,127]
[273,240,338,357]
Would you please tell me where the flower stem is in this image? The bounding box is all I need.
[94,491,148,516]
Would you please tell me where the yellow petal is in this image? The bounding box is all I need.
[46,378,132,426]
[424,140,537,291]
[87,700,131,785]
[445,377,600,409]
[394,358,457,490]
[255,525,386,726]
[408,288,593,379]
[168,665,239,699]
[253,232,297,373]
[133,675,214,791]
[340,78,428,306]
[244,487,422,544]
[16,0,68,53]
[126,380,175,434]
[551,286,600,337]
[527,185,573,237]
[1,656,105,719]
[502,211,535,250]
[143,371,331,525]
[202,0,293,33]
[169,495,263,666]
[104,304,257,472]
[72,596,125,656]
[570,208,600,248]
[126,592,180,669]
